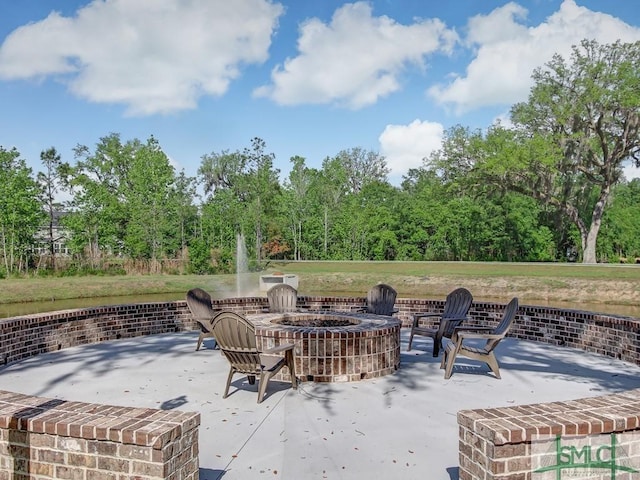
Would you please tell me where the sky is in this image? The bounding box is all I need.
[1,0,640,187]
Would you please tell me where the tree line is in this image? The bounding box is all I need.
[1,39,639,276]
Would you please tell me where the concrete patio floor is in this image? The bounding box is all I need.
[2,330,640,480]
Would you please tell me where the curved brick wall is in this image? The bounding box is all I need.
[1,295,639,479]
[2,296,639,366]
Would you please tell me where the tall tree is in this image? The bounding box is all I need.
[598,179,640,261]
[65,133,131,265]
[509,39,640,263]
[335,147,389,193]
[64,133,184,270]
[317,156,348,258]
[198,150,245,270]
[198,138,280,266]
[173,170,198,256]
[124,136,179,264]
[358,181,401,260]
[37,147,65,270]
[199,150,246,195]
[409,133,557,262]
[242,138,280,262]
[283,156,313,260]
[0,147,43,274]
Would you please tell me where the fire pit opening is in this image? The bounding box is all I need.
[272,315,360,328]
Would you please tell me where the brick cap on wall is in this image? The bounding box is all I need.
[0,389,200,449]
[458,388,640,445]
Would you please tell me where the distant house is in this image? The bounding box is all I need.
[34,211,70,257]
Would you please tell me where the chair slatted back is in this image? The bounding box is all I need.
[485,297,519,352]
[366,284,397,315]
[439,287,474,337]
[186,288,216,332]
[212,311,261,375]
[267,284,298,313]
[441,287,473,319]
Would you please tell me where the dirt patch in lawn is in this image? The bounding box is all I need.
[297,273,639,307]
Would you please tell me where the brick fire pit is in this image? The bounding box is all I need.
[248,311,401,382]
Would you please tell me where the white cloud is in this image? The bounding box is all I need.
[0,0,284,116]
[623,162,640,181]
[378,119,443,180]
[254,1,458,108]
[428,0,640,114]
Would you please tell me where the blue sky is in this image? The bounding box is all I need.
[1,0,640,187]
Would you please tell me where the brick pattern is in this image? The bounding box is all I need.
[250,312,401,382]
[1,294,640,480]
[457,389,640,479]
[0,391,200,480]
[0,302,195,366]
[3,297,638,368]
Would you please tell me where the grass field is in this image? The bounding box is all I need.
[1,261,639,308]
[270,260,640,279]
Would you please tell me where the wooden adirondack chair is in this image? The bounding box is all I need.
[360,284,398,316]
[212,311,297,403]
[407,287,473,356]
[267,283,299,313]
[440,297,519,379]
[186,288,218,351]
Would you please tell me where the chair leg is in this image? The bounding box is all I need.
[407,330,414,351]
[432,337,441,357]
[443,348,457,379]
[257,371,274,403]
[286,350,298,390]
[196,333,204,351]
[223,368,235,398]
[485,353,501,379]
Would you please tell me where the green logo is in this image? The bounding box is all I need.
[533,434,640,479]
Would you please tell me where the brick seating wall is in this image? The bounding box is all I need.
[1,296,639,479]
[457,389,640,480]
[0,391,200,480]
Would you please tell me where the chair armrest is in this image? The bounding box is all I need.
[450,326,491,341]
[457,332,502,340]
[414,313,468,320]
[452,327,505,343]
[358,306,397,315]
[195,319,214,329]
[442,316,468,327]
[412,313,466,327]
[263,343,295,354]
[412,312,438,327]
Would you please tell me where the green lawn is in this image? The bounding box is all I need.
[2,261,639,306]
[270,260,640,279]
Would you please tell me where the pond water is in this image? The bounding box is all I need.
[0,293,187,319]
[0,291,639,319]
